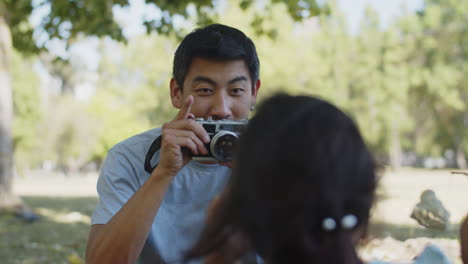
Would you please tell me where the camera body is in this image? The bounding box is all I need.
[192,118,248,162]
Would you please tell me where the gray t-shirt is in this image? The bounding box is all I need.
[91,128,231,263]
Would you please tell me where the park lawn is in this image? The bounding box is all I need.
[0,168,466,263]
[0,196,97,264]
[0,195,462,264]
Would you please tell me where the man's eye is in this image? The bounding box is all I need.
[230,88,245,96]
[196,88,213,95]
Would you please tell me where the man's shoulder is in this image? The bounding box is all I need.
[110,127,162,155]
[98,127,162,184]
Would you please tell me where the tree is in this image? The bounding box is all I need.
[0,3,18,209]
[0,0,327,210]
[398,0,468,168]
[349,7,414,169]
[11,50,42,170]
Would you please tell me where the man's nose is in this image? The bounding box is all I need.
[210,94,231,120]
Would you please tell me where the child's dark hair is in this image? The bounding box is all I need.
[186,93,377,264]
[173,24,259,91]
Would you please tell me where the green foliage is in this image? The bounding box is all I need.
[399,0,468,161]
[32,96,99,171]
[1,0,326,171]
[2,0,327,53]
[2,0,38,54]
[7,0,468,169]
[11,50,42,169]
[87,35,179,163]
[87,88,152,164]
[101,35,179,125]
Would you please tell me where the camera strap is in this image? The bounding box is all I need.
[144,136,162,174]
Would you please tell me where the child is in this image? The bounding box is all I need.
[186,93,451,264]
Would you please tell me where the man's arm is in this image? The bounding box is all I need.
[86,168,173,264]
[86,96,209,264]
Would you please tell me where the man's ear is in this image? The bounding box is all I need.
[251,79,261,106]
[170,78,183,109]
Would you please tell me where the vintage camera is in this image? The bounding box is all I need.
[193,118,248,162]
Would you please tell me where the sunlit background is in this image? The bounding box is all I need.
[10,0,467,173]
[1,0,467,263]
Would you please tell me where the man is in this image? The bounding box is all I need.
[86,24,261,264]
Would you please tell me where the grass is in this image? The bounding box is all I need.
[0,168,466,263]
[0,196,97,264]
[369,221,461,240]
[372,168,468,225]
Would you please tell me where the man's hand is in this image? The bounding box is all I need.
[156,95,210,178]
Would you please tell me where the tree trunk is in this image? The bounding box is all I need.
[0,14,22,211]
[389,120,401,170]
[456,148,467,169]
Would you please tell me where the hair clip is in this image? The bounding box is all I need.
[341,214,358,229]
[322,214,358,231]
[322,217,337,231]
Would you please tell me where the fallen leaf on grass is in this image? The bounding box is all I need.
[67,253,84,264]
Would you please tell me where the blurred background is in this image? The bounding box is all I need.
[0,0,467,263]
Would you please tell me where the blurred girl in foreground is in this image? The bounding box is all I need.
[185,94,452,264]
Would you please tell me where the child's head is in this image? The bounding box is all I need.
[188,93,378,264]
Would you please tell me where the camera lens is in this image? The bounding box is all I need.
[210,131,239,162]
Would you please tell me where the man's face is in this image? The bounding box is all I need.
[171,57,260,120]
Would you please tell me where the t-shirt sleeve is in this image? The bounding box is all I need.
[91,148,141,225]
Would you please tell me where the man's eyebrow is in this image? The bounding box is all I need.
[228,76,248,84]
[192,76,217,86]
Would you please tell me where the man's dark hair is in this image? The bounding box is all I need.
[186,93,377,264]
[173,24,260,92]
